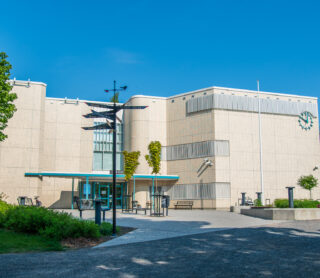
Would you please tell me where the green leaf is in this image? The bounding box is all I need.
[0,52,17,141]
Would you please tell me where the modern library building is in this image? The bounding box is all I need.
[1,79,319,209]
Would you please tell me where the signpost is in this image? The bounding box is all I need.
[82,81,147,235]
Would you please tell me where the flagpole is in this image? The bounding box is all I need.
[257,80,264,205]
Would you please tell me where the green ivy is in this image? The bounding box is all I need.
[123,151,140,182]
[145,141,161,175]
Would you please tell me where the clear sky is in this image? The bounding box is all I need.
[1,0,320,102]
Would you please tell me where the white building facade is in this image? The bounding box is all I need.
[1,80,319,209]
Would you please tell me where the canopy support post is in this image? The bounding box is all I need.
[71,178,74,209]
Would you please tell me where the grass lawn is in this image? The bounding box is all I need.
[0,229,63,254]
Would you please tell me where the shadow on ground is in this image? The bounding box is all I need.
[1,221,320,277]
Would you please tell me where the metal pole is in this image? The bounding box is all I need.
[71,178,74,209]
[241,192,246,206]
[133,176,135,201]
[257,80,265,205]
[94,199,101,225]
[86,176,89,200]
[152,177,155,210]
[112,80,117,235]
[286,187,295,208]
[256,192,262,203]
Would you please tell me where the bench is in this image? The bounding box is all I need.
[174,200,193,210]
[73,197,110,220]
[132,200,148,215]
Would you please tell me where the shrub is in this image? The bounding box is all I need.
[0,200,11,227]
[99,222,116,236]
[274,199,320,208]
[254,199,262,207]
[4,206,101,240]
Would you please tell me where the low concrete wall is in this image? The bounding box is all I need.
[230,206,251,213]
[241,208,320,220]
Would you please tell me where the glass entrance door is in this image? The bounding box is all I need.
[96,183,124,209]
[98,184,109,208]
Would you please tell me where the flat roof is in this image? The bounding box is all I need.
[128,85,318,102]
[25,172,179,181]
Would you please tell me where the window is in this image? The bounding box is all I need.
[92,122,123,171]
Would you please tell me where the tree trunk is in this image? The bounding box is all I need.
[155,174,157,193]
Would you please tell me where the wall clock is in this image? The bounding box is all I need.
[298,111,313,130]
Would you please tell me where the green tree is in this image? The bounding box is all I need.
[0,52,17,141]
[298,175,318,199]
[145,141,161,192]
[123,150,140,182]
[110,92,119,103]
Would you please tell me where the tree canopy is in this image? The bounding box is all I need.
[145,141,161,175]
[110,92,119,103]
[123,151,140,182]
[0,52,17,141]
[298,175,318,199]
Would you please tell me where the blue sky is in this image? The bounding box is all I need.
[1,0,320,102]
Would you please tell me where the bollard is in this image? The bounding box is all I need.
[241,192,246,206]
[94,199,102,225]
[256,192,262,203]
[286,187,295,208]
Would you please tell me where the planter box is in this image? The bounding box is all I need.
[240,208,320,220]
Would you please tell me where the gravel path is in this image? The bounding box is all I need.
[1,220,320,278]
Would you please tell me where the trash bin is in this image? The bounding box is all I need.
[161,195,170,216]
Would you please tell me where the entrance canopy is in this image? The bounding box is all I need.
[25,172,179,181]
[25,172,179,209]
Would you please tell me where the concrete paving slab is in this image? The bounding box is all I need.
[58,209,285,247]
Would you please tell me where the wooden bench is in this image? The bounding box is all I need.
[174,200,193,210]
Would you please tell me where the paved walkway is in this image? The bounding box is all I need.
[1,220,320,277]
[60,209,284,247]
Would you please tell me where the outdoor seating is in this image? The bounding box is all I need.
[174,200,193,210]
[132,200,147,215]
[73,197,110,219]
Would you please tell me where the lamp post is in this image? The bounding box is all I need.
[105,81,127,235]
[82,81,147,235]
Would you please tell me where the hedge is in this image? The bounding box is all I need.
[274,199,320,208]
[2,205,114,240]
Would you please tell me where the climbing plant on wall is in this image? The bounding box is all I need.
[123,151,140,194]
[145,141,162,192]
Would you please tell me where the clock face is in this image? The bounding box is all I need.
[298,111,313,130]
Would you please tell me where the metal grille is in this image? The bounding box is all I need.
[167,182,231,200]
[162,140,229,161]
[186,93,318,117]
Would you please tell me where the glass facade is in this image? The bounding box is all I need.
[92,121,123,171]
[79,181,126,209]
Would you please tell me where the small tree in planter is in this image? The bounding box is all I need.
[123,151,140,196]
[145,141,161,193]
[297,175,318,200]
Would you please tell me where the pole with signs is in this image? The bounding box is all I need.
[82,81,147,235]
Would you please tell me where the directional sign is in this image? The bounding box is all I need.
[83,110,114,119]
[82,81,148,236]
[82,122,114,130]
[85,102,148,111]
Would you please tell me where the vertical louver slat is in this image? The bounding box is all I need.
[167,183,231,200]
[186,94,317,116]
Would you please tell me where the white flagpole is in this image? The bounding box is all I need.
[257,80,264,205]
